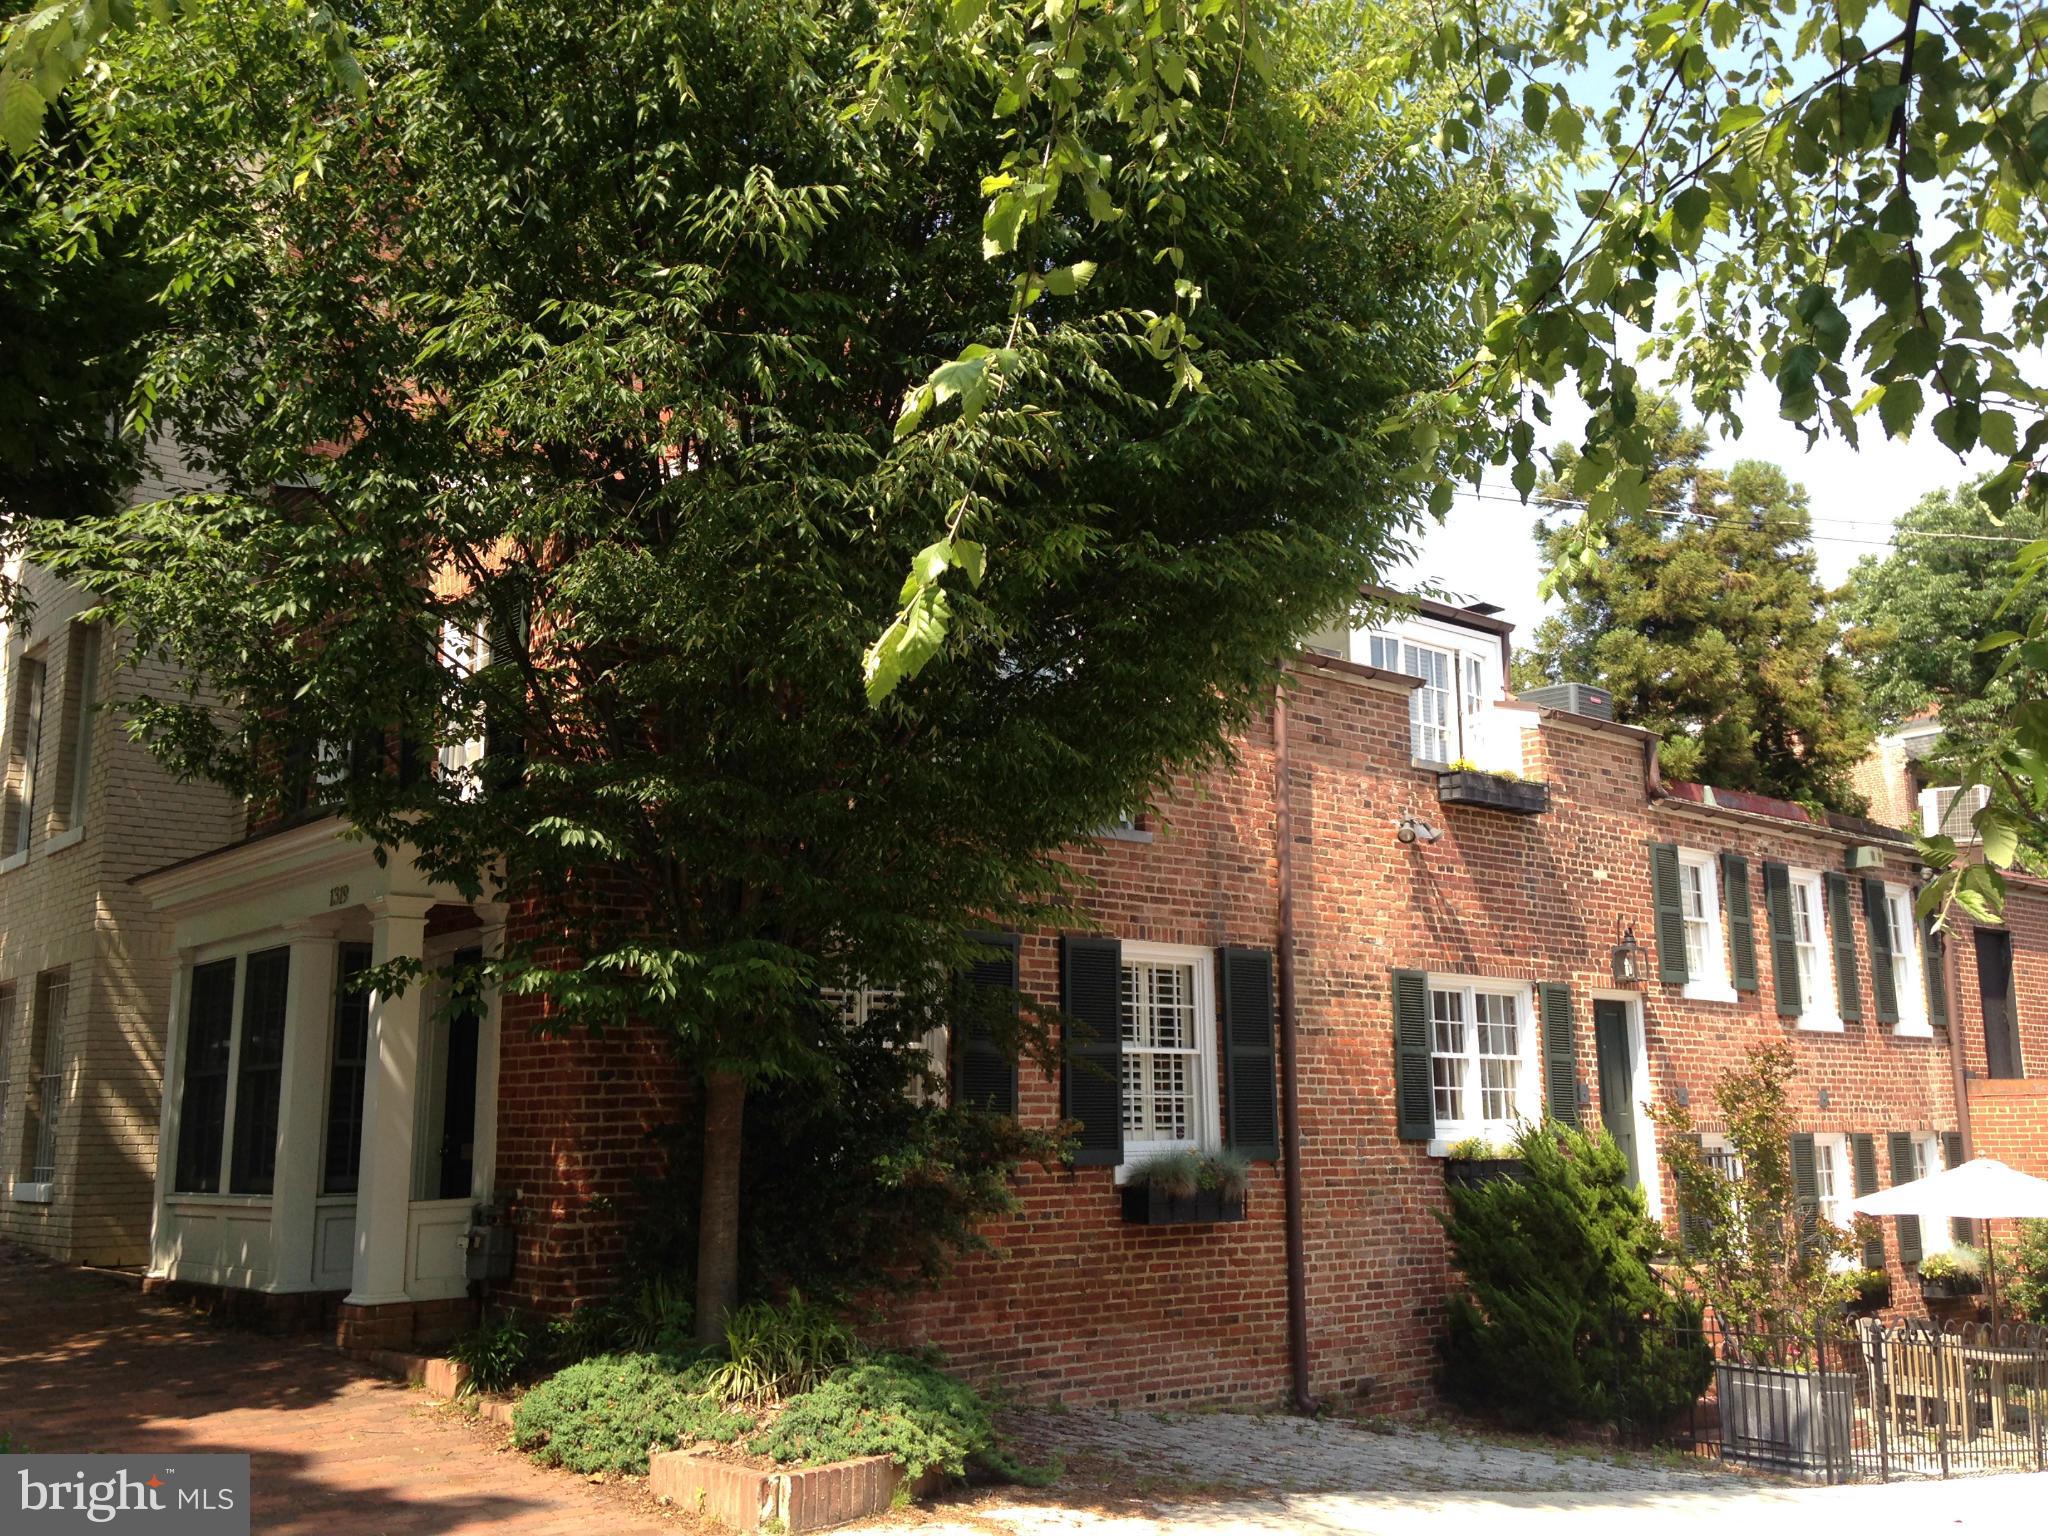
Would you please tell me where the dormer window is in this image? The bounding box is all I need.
[1366,631,1498,767]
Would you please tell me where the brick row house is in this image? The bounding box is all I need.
[39,586,2040,1406]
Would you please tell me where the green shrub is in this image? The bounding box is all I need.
[447,1312,537,1396]
[707,1294,858,1406]
[1121,1149,1250,1201]
[1920,1245,1986,1283]
[511,1353,750,1475]
[746,1355,1049,1484]
[1439,1118,1713,1433]
[2007,1220,2048,1323]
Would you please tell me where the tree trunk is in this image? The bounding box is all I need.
[694,1068,745,1346]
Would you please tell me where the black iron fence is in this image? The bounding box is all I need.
[1622,1312,2048,1482]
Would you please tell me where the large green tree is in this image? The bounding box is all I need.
[1837,479,2048,744]
[42,0,1481,1335]
[1518,398,1874,809]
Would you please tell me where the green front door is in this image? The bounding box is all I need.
[1593,999,1640,1188]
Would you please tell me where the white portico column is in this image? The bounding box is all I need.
[267,922,338,1292]
[345,893,435,1307]
[148,951,193,1279]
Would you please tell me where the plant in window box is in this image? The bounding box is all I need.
[1119,1150,1249,1225]
[1436,766,1548,815]
[1918,1246,1986,1300]
[1844,1265,1891,1312]
[1441,1135,1525,1190]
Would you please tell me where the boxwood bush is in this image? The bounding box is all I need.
[511,1352,751,1475]
[746,1355,1050,1485]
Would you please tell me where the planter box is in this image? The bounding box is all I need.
[1715,1360,1855,1478]
[1436,770,1550,816]
[1919,1276,1982,1300]
[1118,1184,1245,1225]
[1442,1157,1526,1190]
[651,1450,934,1533]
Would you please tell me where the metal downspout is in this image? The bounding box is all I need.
[1274,682,1315,1412]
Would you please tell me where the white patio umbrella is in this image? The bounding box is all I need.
[1850,1157,2048,1317]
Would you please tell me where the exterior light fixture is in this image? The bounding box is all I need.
[1610,922,1644,986]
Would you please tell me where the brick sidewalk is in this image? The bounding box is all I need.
[0,1246,692,1535]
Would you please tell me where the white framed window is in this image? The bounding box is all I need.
[1814,1133,1855,1254]
[438,619,489,793]
[822,981,948,1102]
[60,622,100,835]
[1702,1134,1745,1186]
[1116,942,1218,1172]
[1426,975,1540,1147]
[1677,850,1735,1002]
[1370,634,1456,762]
[7,653,48,859]
[172,947,292,1196]
[1912,1133,1954,1254]
[19,968,68,1196]
[1788,869,1841,1030]
[0,983,14,1186]
[1881,884,1930,1035]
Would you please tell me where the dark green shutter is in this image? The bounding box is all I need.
[953,932,1020,1115]
[1764,861,1801,1017]
[1790,1133,1819,1252]
[1924,909,1950,1030]
[1852,1134,1885,1271]
[1060,936,1124,1166]
[1392,969,1434,1142]
[1864,879,1900,1023]
[1676,1132,1707,1254]
[1944,1131,1975,1247]
[1219,946,1278,1160]
[1650,843,1689,985]
[1540,982,1578,1128]
[1889,1132,1923,1268]
[1723,852,1758,991]
[1825,872,1862,1022]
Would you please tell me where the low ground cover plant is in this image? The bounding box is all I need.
[507,1297,1042,1487]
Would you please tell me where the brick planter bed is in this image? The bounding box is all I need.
[651,1448,929,1533]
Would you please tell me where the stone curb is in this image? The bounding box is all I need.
[650,1449,925,1533]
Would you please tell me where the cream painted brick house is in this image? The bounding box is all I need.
[0,457,244,1265]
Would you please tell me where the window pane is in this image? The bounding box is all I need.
[25,970,67,1184]
[175,959,238,1194]
[1429,989,1467,1124]
[1120,959,1201,1145]
[323,944,373,1195]
[229,947,291,1194]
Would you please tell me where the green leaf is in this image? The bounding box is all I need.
[0,68,48,158]
[1877,379,1922,439]
[1977,806,2022,869]
[1042,260,1097,296]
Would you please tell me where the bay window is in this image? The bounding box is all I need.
[173,947,291,1195]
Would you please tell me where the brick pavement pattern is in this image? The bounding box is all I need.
[0,1246,686,1535]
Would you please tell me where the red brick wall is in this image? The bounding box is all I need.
[1948,881,2048,1176]
[491,655,1978,1405]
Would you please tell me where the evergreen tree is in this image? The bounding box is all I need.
[1516,398,1874,810]
[1439,1120,1711,1432]
[1836,479,2048,745]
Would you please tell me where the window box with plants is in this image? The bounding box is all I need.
[1918,1246,1985,1300]
[1441,1137,1526,1190]
[1118,1150,1249,1225]
[1435,760,1550,816]
[1845,1266,1891,1313]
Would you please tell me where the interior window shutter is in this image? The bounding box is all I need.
[1219,947,1278,1161]
[1789,1133,1819,1252]
[1649,844,1689,985]
[1888,1132,1923,1268]
[1923,908,1949,1029]
[1862,879,1899,1023]
[1538,983,1578,1127]
[1721,851,1757,991]
[1852,1134,1885,1271]
[1676,1132,1707,1254]
[952,932,1020,1115]
[1943,1131,1975,1247]
[1825,872,1861,1022]
[1060,936,1124,1167]
[1764,862,1801,1017]
[1392,969,1434,1142]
